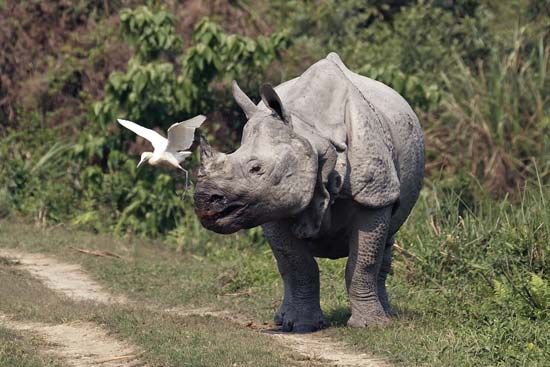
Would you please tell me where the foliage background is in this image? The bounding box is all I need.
[0,1,548,365]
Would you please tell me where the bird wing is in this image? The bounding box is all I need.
[166,115,207,153]
[117,119,167,150]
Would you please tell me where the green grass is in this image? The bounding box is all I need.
[0,185,548,366]
[0,258,305,367]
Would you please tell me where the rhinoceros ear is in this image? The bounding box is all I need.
[260,84,291,124]
[232,80,258,118]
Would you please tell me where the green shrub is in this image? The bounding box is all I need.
[95,7,287,129]
[119,6,181,62]
[95,59,186,128]
[0,130,77,224]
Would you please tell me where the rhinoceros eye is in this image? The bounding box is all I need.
[248,161,264,175]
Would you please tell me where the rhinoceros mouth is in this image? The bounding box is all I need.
[195,200,249,230]
[209,202,247,221]
[197,203,248,234]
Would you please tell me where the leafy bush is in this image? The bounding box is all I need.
[120,6,181,62]
[0,126,76,223]
[182,18,288,94]
[95,8,287,130]
[74,161,187,237]
[95,59,185,128]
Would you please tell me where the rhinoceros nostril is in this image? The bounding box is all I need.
[209,194,225,203]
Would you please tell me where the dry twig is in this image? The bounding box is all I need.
[70,247,123,259]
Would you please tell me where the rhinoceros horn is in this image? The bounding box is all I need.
[232,80,257,118]
[198,134,228,180]
[199,134,218,163]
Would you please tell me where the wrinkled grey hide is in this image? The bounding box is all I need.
[194,53,424,331]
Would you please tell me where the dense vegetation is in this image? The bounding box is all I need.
[0,0,548,365]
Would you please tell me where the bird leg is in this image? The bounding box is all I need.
[178,166,192,199]
[181,167,189,191]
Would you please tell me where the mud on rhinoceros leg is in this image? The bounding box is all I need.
[378,235,397,317]
[262,222,325,333]
[345,206,392,327]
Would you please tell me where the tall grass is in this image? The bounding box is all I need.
[430,29,549,194]
[398,178,549,321]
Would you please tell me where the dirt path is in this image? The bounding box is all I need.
[167,307,390,367]
[0,248,391,367]
[0,313,145,367]
[0,248,125,304]
[268,332,390,367]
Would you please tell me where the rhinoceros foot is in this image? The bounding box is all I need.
[276,305,325,333]
[273,305,286,326]
[382,304,397,318]
[347,308,391,328]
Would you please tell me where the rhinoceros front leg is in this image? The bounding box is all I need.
[346,206,392,327]
[262,222,325,332]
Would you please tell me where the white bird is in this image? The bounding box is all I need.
[117,115,206,187]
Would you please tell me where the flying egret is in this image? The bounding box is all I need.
[117,115,206,188]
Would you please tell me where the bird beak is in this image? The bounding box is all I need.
[137,159,145,168]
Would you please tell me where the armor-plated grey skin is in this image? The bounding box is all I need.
[194,53,424,332]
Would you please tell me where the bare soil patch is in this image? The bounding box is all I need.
[268,332,391,367]
[0,248,125,304]
[0,313,145,367]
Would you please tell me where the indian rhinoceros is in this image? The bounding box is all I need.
[194,52,424,332]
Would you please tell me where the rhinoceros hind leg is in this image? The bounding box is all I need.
[378,236,397,317]
[345,206,392,327]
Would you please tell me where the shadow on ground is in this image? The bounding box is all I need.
[325,305,423,328]
[325,306,351,327]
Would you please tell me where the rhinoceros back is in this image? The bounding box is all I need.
[326,53,425,234]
